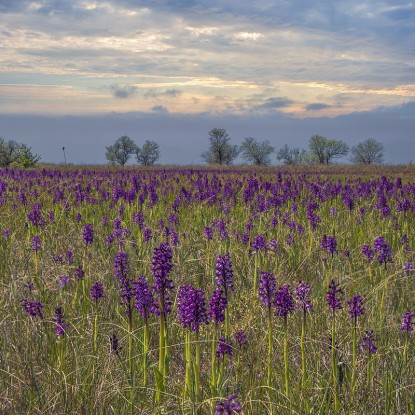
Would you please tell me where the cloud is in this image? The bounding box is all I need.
[144,89,182,98]
[152,105,169,113]
[255,97,294,110]
[306,103,331,111]
[110,84,138,99]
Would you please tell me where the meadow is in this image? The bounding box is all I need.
[1,164,415,414]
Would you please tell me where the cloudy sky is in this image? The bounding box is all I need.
[1,0,414,164]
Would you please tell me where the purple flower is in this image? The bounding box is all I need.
[347,294,365,321]
[361,330,377,354]
[294,280,314,312]
[216,335,233,358]
[75,212,82,222]
[133,276,158,319]
[83,224,94,245]
[209,288,227,324]
[21,298,44,318]
[59,274,70,288]
[215,253,234,297]
[3,229,10,238]
[327,279,343,311]
[109,332,121,356]
[401,310,415,332]
[274,285,295,318]
[90,282,104,302]
[74,264,85,281]
[152,243,174,315]
[53,306,66,336]
[404,262,413,276]
[321,235,337,256]
[234,330,248,347]
[251,235,267,252]
[259,271,276,308]
[66,250,73,264]
[361,245,374,262]
[216,394,242,414]
[374,236,393,267]
[204,226,213,241]
[31,235,42,252]
[113,251,130,282]
[177,285,209,331]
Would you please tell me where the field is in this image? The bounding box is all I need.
[1,164,415,414]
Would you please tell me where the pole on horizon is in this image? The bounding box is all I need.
[62,147,67,166]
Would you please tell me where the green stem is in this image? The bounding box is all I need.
[267,306,273,387]
[143,318,149,388]
[352,321,357,396]
[185,330,192,397]
[195,330,200,402]
[332,311,339,411]
[211,323,218,391]
[284,316,290,399]
[156,309,165,402]
[301,307,307,391]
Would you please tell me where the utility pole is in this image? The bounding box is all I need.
[62,147,67,166]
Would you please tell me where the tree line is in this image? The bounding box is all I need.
[106,130,384,167]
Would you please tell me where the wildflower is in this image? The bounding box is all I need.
[361,330,377,354]
[401,310,415,332]
[53,306,66,336]
[90,282,104,302]
[109,332,121,356]
[216,394,242,414]
[215,253,234,297]
[177,285,209,331]
[327,279,343,310]
[21,298,44,318]
[347,294,365,321]
[274,285,295,318]
[321,235,337,256]
[234,330,248,347]
[404,262,413,276]
[59,274,70,288]
[259,271,276,308]
[74,264,85,281]
[251,235,267,252]
[113,251,129,282]
[31,235,42,252]
[209,288,227,324]
[374,236,393,267]
[152,243,174,315]
[294,280,314,312]
[83,224,94,245]
[362,245,374,262]
[216,335,233,358]
[133,276,158,319]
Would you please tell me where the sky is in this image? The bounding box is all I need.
[1,0,414,165]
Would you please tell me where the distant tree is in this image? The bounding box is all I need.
[105,135,137,166]
[201,128,239,165]
[0,138,40,168]
[136,140,160,166]
[0,138,22,167]
[16,144,41,168]
[240,137,275,166]
[309,135,349,164]
[350,138,384,164]
[276,144,309,165]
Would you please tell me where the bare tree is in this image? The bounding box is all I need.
[276,144,308,165]
[105,135,137,166]
[309,135,349,164]
[350,138,384,164]
[240,137,275,166]
[136,140,160,166]
[201,128,239,165]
